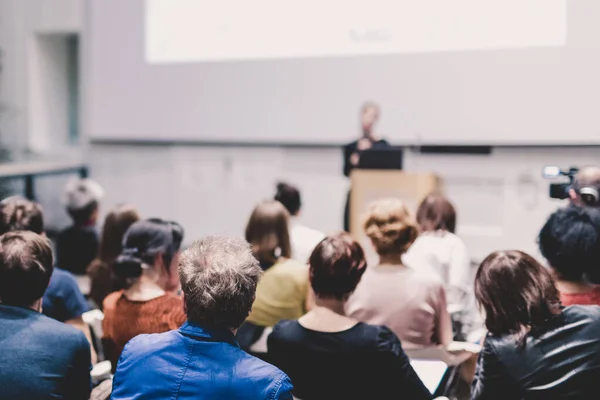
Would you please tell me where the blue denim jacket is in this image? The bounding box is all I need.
[111,321,293,400]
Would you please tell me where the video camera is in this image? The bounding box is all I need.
[542,166,579,200]
[543,166,600,206]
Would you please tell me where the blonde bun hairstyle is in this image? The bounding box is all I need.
[363,198,418,255]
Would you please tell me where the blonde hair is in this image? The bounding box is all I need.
[363,198,418,255]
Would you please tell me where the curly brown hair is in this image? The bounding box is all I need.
[363,198,418,256]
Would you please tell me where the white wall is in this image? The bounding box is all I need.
[0,0,82,154]
[88,143,587,262]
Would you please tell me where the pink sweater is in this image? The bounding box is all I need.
[346,264,453,349]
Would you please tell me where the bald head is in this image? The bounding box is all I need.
[570,166,600,206]
[573,166,600,190]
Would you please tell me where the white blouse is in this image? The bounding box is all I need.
[403,231,473,313]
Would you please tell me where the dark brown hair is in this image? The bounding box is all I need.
[363,198,418,256]
[274,182,301,216]
[88,204,140,307]
[0,231,54,307]
[0,196,44,235]
[416,193,456,234]
[309,232,367,300]
[475,250,561,343]
[245,200,291,267]
[98,204,141,264]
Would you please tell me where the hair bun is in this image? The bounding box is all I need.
[113,253,143,278]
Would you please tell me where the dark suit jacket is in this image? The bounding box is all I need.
[0,305,91,400]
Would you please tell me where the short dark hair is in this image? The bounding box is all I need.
[416,194,456,234]
[0,196,44,235]
[0,231,54,307]
[475,250,561,343]
[309,233,367,300]
[274,182,301,216]
[538,206,600,281]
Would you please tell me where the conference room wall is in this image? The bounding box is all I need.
[87,143,588,262]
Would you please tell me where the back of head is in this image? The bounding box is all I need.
[363,198,418,256]
[416,193,457,233]
[0,231,53,307]
[64,178,104,225]
[245,200,291,266]
[274,182,301,216]
[539,206,600,282]
[309,232,367,300]
[0,196,44,235]
[179,235,262,330]
[113,218,184,282]
[475,250,561,340]
[572,166,600,207]
[98,204,141,264]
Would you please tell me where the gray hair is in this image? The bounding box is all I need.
[179,235,262,329]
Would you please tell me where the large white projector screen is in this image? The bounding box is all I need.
[147,0,565,63]
[86,0,600,145]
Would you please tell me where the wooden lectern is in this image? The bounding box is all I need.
[349,170,442,238]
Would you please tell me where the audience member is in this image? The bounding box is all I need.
[0,231,91,400]
[275,182,325,263]
[569,165,600,207]
[102,218,186,368]
[237,200,310,350]
[471,250,600,399]
[538,206,600,305]
[111,236,293,399]
[0,196,96,362]
[268,233,431,400]
[405,194,471,309]
[404,193,476,337]
[57,178,104,275]
[346,198,453,349]
[87,204,140,309]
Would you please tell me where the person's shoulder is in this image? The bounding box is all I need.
[57,225,76,239]
[50,267,82,288]
[233,347,292,391]
[366,324,404,355]
[270,320,303,342]
[102,290,123,311]
[408,267,444,287]
[46,268,80,291]
[563,304,600,322]
[120,330,181,361]
[31,311,88,344]
[276,258,309,274]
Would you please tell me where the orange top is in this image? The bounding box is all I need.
[560,287,600,307]
[102,290,186,367]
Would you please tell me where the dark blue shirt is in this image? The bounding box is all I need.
[43,268,89,322]
[0,305,91,400]
[111,321,293,400]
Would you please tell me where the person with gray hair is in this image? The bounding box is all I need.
[569,166,600,207]
[111,235,294,400]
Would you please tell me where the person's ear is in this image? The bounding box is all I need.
[569,188,578,201]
